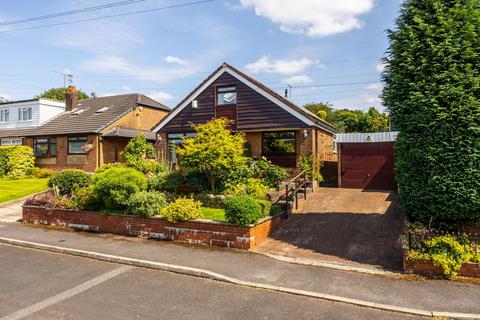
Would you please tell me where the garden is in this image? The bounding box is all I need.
[0,145,54,204]
[23,119,294,249]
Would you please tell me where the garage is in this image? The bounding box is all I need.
[337,132,398,190]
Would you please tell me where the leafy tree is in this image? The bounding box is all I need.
[382,0,480,225]
[176,118,249,193]
[304,102,334,120]
[121,134,156,173]
[35,87,90,100]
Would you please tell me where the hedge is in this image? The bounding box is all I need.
[0,146,35,179]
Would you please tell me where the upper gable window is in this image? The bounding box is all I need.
[216,86,237,105]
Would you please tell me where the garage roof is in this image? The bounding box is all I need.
[336,131,399,143]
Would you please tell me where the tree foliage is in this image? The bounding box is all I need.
[176,118,249,193]
[35,87,90,100]
[382,0,480,225]
[304,103,389,133]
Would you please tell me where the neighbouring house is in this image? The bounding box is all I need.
[153,63,338,172]
[0,87,170,171]
[336,132,399,190]
[0,98,65,146]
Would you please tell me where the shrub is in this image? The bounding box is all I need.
[126,191,167,217]
[95,162,124,174]
[224,178,270,200]
[48,170,90,196]
[224,195,262,226]
[0,146,35,179]
[32,168,56,178]
[299,154,323,182]
[156,171,186,193]
[251,157,287,187]
[160,198,202,222]
[408,235,477,278]
[71,186,100,211]
[256,199,272,217]
[184,169,210,193]
[120,135,157,174]
[91,167,147,211]
[48,196,75,209]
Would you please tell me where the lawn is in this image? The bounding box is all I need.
[0,178,49,204]
[201,207,227,221]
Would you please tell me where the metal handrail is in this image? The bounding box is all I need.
[275,169,309,217]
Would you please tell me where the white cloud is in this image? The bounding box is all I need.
[81,55,198,83]
[0,94,13,102]
[240,0,375,37]
[364,83,384,91]
[145,90,174,103]
[376,62,388,73]
[363,92,381,104]
[282,75,313,85]
[246,56,317,75]
[164,56,188,66]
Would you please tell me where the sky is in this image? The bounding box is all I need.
[0,0,403,111]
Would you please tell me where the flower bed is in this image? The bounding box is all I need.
[22,205,283,250]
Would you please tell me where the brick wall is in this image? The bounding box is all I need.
[23,206,282,250]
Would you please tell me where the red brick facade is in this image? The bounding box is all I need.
[22,206,282,250]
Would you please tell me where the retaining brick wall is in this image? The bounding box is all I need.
[22,206,282,250]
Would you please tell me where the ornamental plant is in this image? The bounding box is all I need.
[176,118,249,193]
[0,146,35,179]
[91,167,147,211]
[48,170,90,196]
[126,191,167,217]
[382,0,480,225]
[224,178,270,200]
[121,134,158,174]
[250,157,287,187]
[224,195,262,226]
[160,197,202,222]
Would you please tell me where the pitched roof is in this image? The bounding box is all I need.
[101,126,156,140]
[0,94,169,138]
[153,63,338,133]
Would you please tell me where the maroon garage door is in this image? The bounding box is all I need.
[340,142,395,190]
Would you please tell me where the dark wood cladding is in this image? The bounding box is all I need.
[161,72,308,132]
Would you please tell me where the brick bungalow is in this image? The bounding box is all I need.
[153,63,338,172]
[0,87,169,171]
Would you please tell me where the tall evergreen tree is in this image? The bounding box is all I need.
[383,0,480,225]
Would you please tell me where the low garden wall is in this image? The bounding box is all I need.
[402,248,480,278]
[22,205,282,250]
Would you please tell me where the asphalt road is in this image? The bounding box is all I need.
[0,244,426,320]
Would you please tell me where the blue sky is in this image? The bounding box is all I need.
[0,0,403,111]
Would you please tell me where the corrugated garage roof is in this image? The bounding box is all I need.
[336,131,399,143]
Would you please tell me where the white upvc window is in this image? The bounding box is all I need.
[1,138,22,146]
[18,107,32,121]
[0,109,9,123]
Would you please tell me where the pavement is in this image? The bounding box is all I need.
[0,200,23,223]
[0,244,426,320]
[0,222,479,317]
[255,188,405,270]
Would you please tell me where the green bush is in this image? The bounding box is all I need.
[270,203,283,216]
[256,199,272,217]
[0,146,35,179]
[48,170,90,196]
[126,191,167,217]
[91,167,147,211]
[251,157,288,187]
[224,178,270,200]
[382,0,480,225]
[160,197,202,222]
[157,171,186,193]
[120,135,158,174]
[71,186,100,211]
[184,169,210,193]
[408,235,477,278]
[32,168,56,178]
[95,162,124,174]
[224,195,262,226]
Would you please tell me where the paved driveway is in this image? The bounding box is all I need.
[255,188,405,271]
[0,201,22,223]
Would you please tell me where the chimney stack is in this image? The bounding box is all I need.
[65,85,78,111]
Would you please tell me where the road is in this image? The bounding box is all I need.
[0,244,426,320]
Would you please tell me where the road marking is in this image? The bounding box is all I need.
[0,265,132,320]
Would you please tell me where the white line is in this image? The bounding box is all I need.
[0,265,132,320]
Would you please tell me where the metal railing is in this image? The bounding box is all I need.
[274,169,308,217]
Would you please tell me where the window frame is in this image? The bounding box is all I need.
[261,131,297,156]
[68,136,89,155]
[18,107,32,122]
[33,136,57,158]
[0,109,9,123]
[166,132,196,163]
[215,86,237,106]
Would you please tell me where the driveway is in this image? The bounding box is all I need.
[255,188,405,271]
[0,200,22,223]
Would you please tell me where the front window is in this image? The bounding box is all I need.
[262,131,296,155]
[18,107,32,121]
[68,136,89,154]
[34,137,56,157]
[216,86,237,105]
[0,109,9,123]
[1,138,22,146]
[167,132,196,163]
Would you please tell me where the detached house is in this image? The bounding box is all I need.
[0,87,169,171]
[154,63,338,170]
